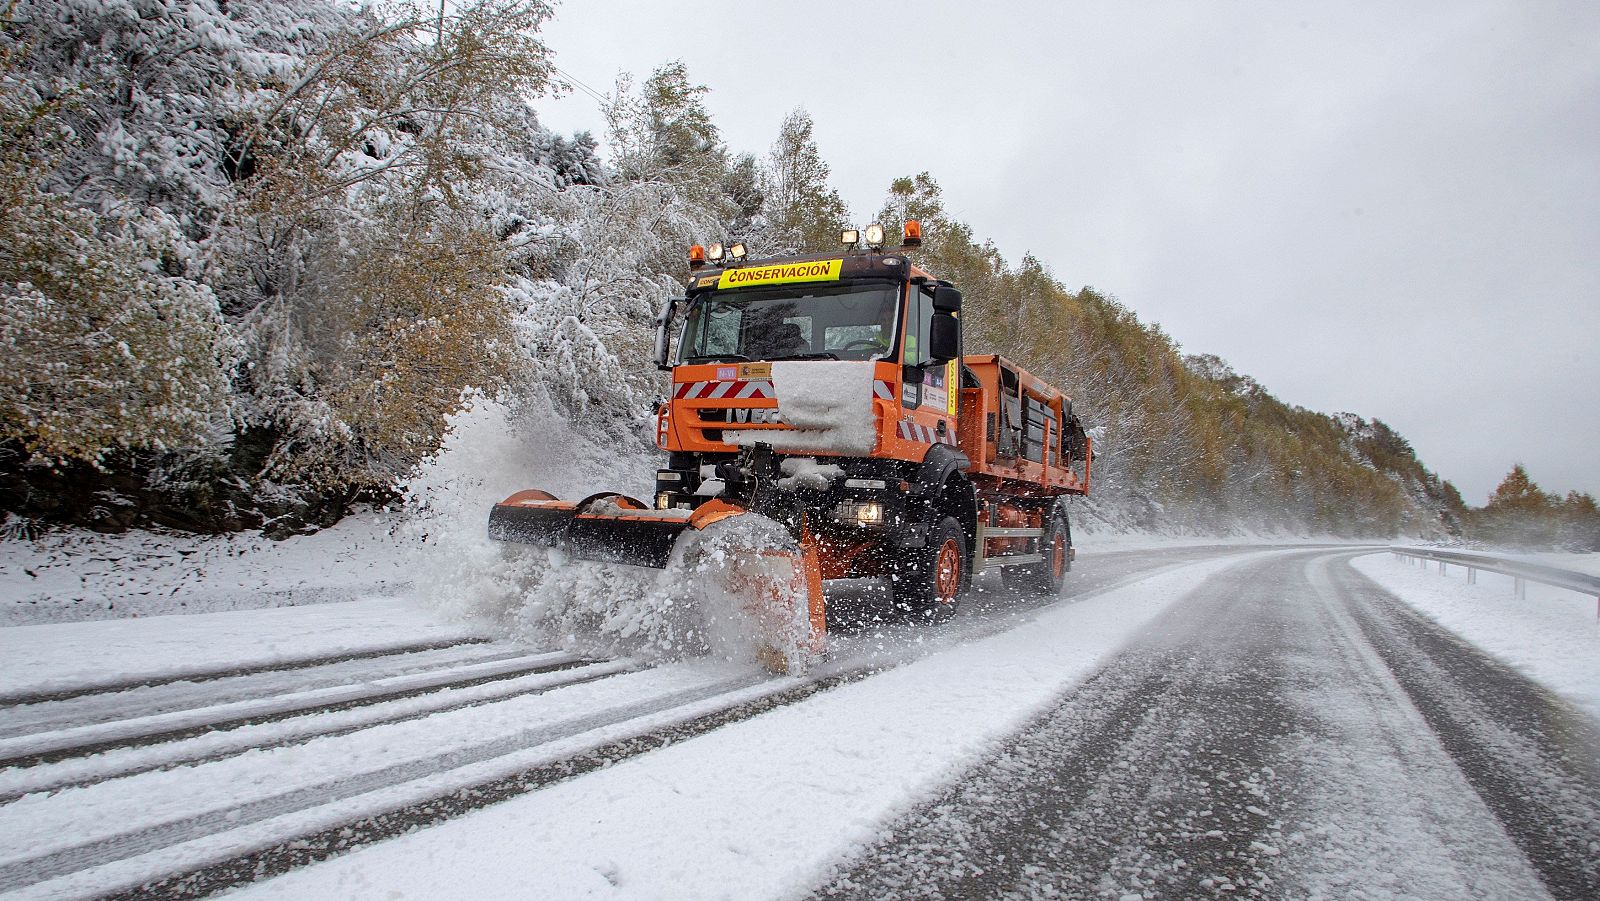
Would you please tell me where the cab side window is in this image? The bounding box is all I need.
[903,287,934,366]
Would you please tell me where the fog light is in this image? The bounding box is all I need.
[656,492,672,509]
[833,500,884,525]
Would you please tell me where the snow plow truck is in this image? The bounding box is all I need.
[488,221,1091,671]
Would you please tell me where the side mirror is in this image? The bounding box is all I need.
[929,312,961,362]
[653,296,684,369]
[932,286,963,313]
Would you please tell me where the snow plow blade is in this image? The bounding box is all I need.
[488,490,691,567]
[487,490,826,673]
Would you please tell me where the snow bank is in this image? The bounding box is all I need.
[0,513,414,626]
[726,361,876,456]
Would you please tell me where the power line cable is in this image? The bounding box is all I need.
[552,65,607,106]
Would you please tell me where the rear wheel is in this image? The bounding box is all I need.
[893,516,966,623]
[1003,509,1071,595]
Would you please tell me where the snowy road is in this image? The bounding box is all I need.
[820,549,1600,900]
[2,545,1596,900]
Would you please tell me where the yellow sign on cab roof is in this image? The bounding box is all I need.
[716,259,843,290]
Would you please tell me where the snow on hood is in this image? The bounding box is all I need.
[724,360,877,456]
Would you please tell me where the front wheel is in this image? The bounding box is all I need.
[893,516,966,623]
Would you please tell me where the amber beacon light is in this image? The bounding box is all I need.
[902,220,923,247]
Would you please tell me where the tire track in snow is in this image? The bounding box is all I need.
[814,552,1310,900]
[1328,557,1600,901]
[109,667,883,900]
[0,658,634,801]
[0,638,493,706]
[0,671,775,893]
[0,642,537,740]
[0,651,596,771]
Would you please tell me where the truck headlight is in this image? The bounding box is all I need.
[833,500,884,525]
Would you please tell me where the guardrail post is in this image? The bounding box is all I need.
[1514,577,1526,600]
[1439,560,1446,575]
[1467,567,1477,585]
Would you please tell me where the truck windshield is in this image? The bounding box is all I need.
[678,284,900,364]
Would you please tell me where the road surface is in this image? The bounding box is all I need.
[1,545,1595,900]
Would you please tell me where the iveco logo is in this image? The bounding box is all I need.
[731,407,783,424]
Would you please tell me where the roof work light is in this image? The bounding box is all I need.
[840,228,860,248]
[729,242,748,261]
[707,242,726,262]
[864,224,886,249]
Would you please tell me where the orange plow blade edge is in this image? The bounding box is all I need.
[488,491,826,672]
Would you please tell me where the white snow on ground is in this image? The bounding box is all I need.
[226,549,1283,901]
[0,597,484,701]
[0,662,740,870]
[1352,552,1600,719]
[0,511,415,626]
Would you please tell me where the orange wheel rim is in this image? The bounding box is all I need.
[935,539,961,602]
[1051,535,1066,578]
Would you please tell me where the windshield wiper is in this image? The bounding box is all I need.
[769,351,840,361]
[682,354,751,364]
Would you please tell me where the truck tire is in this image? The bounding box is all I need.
[893,516,966,623]
[1003,508,1071,595]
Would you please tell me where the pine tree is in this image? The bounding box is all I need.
[1476,464,1560,546]
[1486,464,1551,512]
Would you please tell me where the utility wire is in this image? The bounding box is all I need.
[552,65,607,106]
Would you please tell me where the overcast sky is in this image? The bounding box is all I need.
[533,0,1599,504]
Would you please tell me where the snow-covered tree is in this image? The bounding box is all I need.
[0,31,235,466]
[760,108,848,255]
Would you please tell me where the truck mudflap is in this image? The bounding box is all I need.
[487,490,826,673]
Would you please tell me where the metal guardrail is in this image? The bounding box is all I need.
[1390,546,1600,619]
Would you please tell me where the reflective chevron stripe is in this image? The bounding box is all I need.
[674,379,774,400]
[873,379,895,401]
[896,419,955,445]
